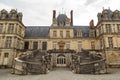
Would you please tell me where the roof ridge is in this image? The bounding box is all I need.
[26,26,50,28]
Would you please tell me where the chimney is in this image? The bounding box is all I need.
[70,10,73,26]
[53,10,56,19]
[89,19,94,29]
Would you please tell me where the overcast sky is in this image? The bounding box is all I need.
[0,0,120,26]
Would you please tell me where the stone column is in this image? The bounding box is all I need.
[14,23,17,34]
[29,40,32,49]
[113,37,117,48]
[38,40,41,49]
[105,37,109,48]
[16,24,19,35]
[5,23,8,33]
[103,24,106,33]
[114,24,118,33]
[3,36,6,48]
[14,37,17,49]
[11,37,15,48]
[2,23,6,33]
[111,24,114,33]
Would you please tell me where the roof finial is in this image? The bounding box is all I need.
[108,7,110,10]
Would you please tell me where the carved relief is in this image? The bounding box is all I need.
[58,40,65,50]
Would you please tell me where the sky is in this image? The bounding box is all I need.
[0,0,120,26]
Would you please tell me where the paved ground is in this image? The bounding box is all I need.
[0,68,120,80]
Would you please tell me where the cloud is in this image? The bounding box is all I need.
[85,0,99,5]
[0,0,120,26]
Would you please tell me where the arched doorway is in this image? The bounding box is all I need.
[57,55,66,67]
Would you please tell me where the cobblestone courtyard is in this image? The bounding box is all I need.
[0,68,120,80]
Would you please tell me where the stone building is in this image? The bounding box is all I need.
[0,8,120,68]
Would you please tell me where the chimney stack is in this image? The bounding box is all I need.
[53,10,56,19]
[70,10,73,26]
[89,19,94,29]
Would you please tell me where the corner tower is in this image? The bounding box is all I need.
[0,9,25,67]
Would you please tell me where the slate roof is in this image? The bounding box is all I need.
[24,26,91,38]
[24,26,50,39]
[57,14,68,22]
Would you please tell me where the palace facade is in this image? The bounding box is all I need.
[0,8,120,68]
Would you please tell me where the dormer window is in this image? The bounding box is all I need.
[0,9,7,19]
[77,30,82,37]
[10,9,17,19]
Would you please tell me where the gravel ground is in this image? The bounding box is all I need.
[0,68,120,80]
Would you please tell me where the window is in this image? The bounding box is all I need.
[0,23,3,33]
[8,23,14,33]
[57,56,66,64]
[24,41,29,49]
[60,31,63,37]
[53,41,57,49]
[66,41,70,49]
[91,41,95,49]
[100,39,103,49]
[33,42,38,50]
[66,31,70,38]
[53,31,57,37]
[108,37,113,48]
[117,24,120,33]
[78,41,82,52]
[4,53,9,58]
[77,30,82,37]
[5,37,12,48]
[18,26,21,35]
[106,24,111,33]
[99,27,101,35]
[17,39,21,49]
[42,42,47,50]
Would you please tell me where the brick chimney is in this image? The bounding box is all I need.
[70,10,73,26]
[53,10,56,19]
[89,19,94,29]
